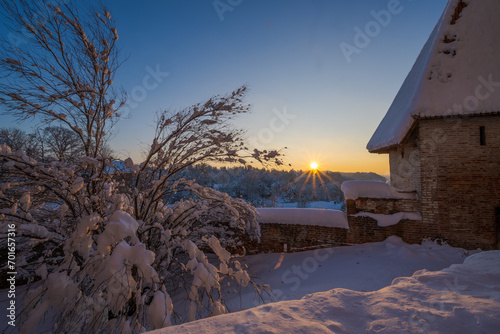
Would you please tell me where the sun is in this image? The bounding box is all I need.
[310,162,318,170]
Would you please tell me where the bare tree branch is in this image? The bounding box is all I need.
[0,0,125,158]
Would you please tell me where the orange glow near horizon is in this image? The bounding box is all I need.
[287,149,390,177]
[172,148,390,178]
[296,165,343,202]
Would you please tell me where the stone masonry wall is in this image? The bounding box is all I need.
[419,115,500,250]
[255,197,425,253]
[257,223,348,253]
[345,197,419,215]
[344,198,434,245]
[347,214,431,245]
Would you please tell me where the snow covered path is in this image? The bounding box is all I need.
[149,248,500,333]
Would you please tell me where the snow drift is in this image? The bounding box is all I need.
[148,249,500,334]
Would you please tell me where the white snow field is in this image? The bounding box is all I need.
[148,237,500,333]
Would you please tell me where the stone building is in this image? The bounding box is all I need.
[366,0,500,249]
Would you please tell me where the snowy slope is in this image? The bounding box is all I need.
[225,236,468,304]
[3,237,482,333]
[147,247,500,334]
[368,0,500,152]
[165,237,468,326]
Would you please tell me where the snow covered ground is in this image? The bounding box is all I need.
[148,237,500,333]
[4,237,498,333]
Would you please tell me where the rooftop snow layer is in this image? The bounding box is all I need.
[341,180,416,200]
[367,0,500,152]
[256,208,349,229]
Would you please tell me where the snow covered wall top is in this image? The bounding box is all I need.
[341,180,416,200]
[256,208,349,229]
[367,0,500,152]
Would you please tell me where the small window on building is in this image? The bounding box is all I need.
[480,126,486,146]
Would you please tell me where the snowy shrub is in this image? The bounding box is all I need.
[0,143,271,332]
[0,1,279,332]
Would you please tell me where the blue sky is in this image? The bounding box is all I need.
[0,0,448,174]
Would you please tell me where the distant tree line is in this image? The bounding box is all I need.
[0,125,383,210]
[177,164,386,208]
[0,126,113,163]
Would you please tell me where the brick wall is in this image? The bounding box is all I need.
[254,197,424,253]
[346,197,419,215]
[346,215,432,245]
[256,223,348,253]
[419,115,500,250]
[344,198,434,245]
[254,197,425,253]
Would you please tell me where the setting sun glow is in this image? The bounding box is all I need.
[310,162,318,170]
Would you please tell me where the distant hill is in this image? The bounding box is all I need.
[339,172,387,182]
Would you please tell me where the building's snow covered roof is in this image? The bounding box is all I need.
[368,0,500,153]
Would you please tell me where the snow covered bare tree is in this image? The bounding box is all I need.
[0,1,278,333]
[0,0,124,158]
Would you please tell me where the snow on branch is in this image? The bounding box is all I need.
[0,0,125,158]
[0,2,277,331]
